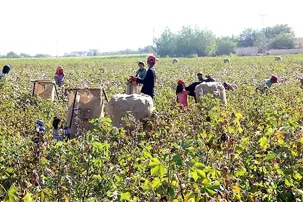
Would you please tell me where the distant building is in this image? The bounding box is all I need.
[267,49,303,55]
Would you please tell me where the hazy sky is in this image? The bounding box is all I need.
[0,0,302,56]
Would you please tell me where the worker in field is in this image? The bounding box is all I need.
[185,81,202,103]
[54,66,65,87]
[136,56,157,99]
[186,74,217,102]
[0,65,12,82]
[205,75,216,82]
[135,61,147,80]
[197,73,215,82]
[176,80,188,108]
[256,75,279,93]
[197,73,204,82]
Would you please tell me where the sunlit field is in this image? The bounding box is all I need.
[1,55,303,201]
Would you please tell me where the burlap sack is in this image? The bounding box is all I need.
[67,88,104,138]
[126,83,142,94]
[32,80,55,101]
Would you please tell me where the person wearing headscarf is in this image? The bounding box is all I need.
[54,66,65,87]
[0,65,12,82]
[176,80,188,108]
[135,61,147,80]
[256,75,278,93]
[136,56,157,99]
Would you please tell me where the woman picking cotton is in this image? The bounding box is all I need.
[0,65,12,82]
[54,66,65,87]
[256,75,279,93]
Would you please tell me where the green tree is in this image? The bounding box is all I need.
[6,51,20,58]
[173,26,216,57]
[138,45,155,54]
[262,24,294,40]
[268,33,296,49]
[20,53,32,58]
[154,27,176,57]
[175,26,197,57]
[253,32,267,53]
[238,28,260,47]
[34,54,51,58]
[195,29,216,57]
[216,37,237,56]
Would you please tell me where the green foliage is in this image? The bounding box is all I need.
[0,56,303,201]
[237,28,260,48]
[268,33,296,49]
[155,26,216,57]
[154,27,177,57]
[216,37,237,56]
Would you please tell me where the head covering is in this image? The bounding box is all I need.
[36,119,44,127]
[138,61,145,66]
[197,72,203,76]
[2,65,12,74]
[271,75,278,83]
[178,80,185,85]
[56,66,64,76]
[129,76,136,82]
[147,56,156,64]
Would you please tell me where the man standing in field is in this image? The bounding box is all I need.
[136,56,157,99]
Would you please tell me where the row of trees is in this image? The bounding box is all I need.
[101,46,155,56]
[0,51,52,58]
[154,24,298,57]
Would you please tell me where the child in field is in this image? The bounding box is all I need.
[176,80,188,108]
[54,66,65,87]
[136,56,157,99]
[135,61,147,80]
[256,75,278,93]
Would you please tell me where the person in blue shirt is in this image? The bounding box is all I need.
[135,61,147,80]
[256,75,278,93]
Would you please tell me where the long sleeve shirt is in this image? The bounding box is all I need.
[135,68,147,80]
[137,67,156,98]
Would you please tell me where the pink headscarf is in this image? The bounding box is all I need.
[55,66,64,76]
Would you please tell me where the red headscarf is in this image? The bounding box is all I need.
[147,56,156,64]
[178,80,184,85]
[56,66,64,76]
[271,75,278,83]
